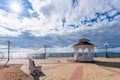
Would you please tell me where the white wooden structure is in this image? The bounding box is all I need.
[29,59,42,74]
[73,38,96,62]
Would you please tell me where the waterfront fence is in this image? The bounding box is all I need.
[0,52,120,59]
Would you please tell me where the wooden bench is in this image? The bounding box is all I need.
[29,59,42,74]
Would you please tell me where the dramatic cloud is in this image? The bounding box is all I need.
[0,0,120,51]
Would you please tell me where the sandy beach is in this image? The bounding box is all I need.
[0,64,32,80]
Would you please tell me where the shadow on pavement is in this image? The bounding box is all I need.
[93,61,120,68]
[31,71,46,80]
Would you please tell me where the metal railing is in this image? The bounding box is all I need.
[0,52,120,59]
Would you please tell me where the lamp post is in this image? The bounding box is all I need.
[4,39,11,66]
[44,44,47,59]
[104,42,109,58]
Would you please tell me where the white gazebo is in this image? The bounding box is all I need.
[73,38,96,62]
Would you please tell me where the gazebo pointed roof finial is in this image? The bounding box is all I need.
[79,38,90,43]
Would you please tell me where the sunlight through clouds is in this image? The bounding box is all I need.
[8,0,23,14]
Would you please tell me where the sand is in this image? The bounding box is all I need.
[0,64,33,80]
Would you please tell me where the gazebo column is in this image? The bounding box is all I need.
[74,48,79,61]
[91,47,94,57]
[89,48,94,61]
[82,48,84,56]
[88,48,92,61]
[82,48,85,59]
[91,48,94,54]
[88,48,91,56]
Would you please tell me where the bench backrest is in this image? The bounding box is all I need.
[29,59,35,70]
[32,61,35,66]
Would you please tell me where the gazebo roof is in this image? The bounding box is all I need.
[73,42,94,46]
[73,38,95,47]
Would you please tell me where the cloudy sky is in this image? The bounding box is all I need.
[0,0,120,52]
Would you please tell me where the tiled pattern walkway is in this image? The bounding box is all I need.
[1,58,120,80]
[36,58,120,80]
[70,66,83,80]
[99,66,120,75]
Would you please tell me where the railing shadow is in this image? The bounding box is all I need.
[93,61,120,68]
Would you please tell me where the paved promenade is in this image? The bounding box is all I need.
[0,58,120,80]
